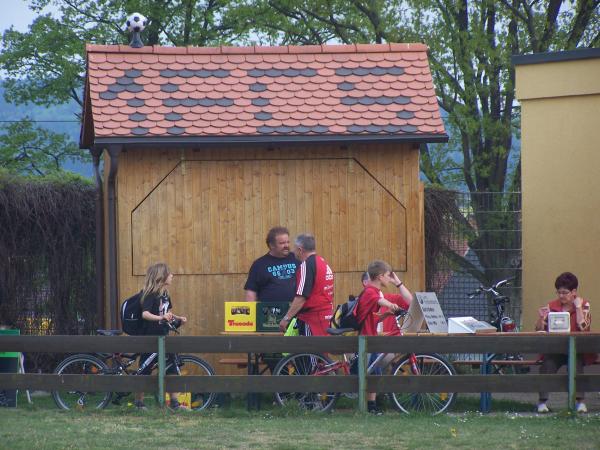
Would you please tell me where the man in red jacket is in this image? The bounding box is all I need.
[279,233,334,336]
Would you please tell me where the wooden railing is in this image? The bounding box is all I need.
[1,333,599,413]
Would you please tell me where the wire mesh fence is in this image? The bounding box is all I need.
[425,190,522,327]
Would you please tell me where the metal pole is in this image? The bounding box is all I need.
[479,353,492,413]
[358,336,367,413]
[568,336,576,413]
[158,336,166,408]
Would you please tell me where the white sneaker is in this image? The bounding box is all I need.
[576,402,588,414]
[537,402,549,413]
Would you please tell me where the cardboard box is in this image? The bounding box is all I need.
[224,302,256,332]
[257,302,289,332]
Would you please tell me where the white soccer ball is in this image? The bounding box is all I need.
[125,13,148,33]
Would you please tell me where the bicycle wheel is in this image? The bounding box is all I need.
[272,353,339,412]
[390,353,456,415]
[51,354,112,410]
[174,355,216,411]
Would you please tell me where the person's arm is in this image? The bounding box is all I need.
[142,310,173,322]
[535,306,549,331]
[279,295,307,331]
[390,272,412,304]
[245,290,258,302]
[170,312,188,325]
[574,297,591,331]
[377,297,399,312]
[243,260,261,301]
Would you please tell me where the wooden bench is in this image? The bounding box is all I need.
[218,357,272,374]
[453,356,600,367]
[218,358,251,369]
[453,359,540,367]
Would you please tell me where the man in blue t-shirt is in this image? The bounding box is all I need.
[244,226,298,303]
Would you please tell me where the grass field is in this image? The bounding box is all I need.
[1,393,599,449]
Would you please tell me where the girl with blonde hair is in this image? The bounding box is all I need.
[135,262,188,410]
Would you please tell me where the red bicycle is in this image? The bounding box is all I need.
[272,311,456,414]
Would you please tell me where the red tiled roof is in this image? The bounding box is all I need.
[82,43,447,146]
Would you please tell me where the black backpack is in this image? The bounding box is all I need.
[330,291,364,331]
[120,291,144,335]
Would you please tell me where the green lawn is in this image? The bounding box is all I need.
[1,393,599,449]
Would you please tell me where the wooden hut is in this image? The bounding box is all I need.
[80,43,447,343]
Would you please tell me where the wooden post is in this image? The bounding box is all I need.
[568,336,576,413]
[358,335,367,413]
[158,336,165,407]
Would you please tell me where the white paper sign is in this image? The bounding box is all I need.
[414,292,448,333]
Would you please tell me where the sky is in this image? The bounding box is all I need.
[0,0,39,33]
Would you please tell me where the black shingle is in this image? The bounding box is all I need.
[99,91,118,100]
[397,111,415,119]
[165,112,183,121]
[127,98,145,107]
[250,83,267,92]
[161,83,179,93]
[129,113,147,122]
[254,112,272,120]
[131,127,149,135]
[167,127,186,135]
[124,69,142,78]
[126,83,144,93]
[251,98,270,106]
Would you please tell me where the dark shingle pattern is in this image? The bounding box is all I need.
[86,43,444,138]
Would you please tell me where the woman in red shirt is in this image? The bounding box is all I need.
[534,272,592,414]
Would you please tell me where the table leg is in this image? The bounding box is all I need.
[479,353,492,413]
[246,353,261,411]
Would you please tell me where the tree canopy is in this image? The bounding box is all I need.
[0,119,85,176]
[1,0,598,281]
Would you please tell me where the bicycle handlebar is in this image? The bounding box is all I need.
[160,318,182,334]
[468,277,516,298]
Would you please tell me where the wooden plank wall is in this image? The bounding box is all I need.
[111,143,424,371]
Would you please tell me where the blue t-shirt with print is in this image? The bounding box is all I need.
[244,253,298,302]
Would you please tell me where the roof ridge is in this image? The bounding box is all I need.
[85,42,428,55]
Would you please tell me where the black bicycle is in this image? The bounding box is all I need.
[51,322,216,410]
[468,278,529,374]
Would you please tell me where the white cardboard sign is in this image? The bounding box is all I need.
[448,316,497,334]
[414,292,448,333]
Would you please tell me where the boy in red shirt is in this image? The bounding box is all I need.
[359,272,413,336]
[355,260,402,414]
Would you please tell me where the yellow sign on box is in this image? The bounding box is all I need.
[224,302,256,332]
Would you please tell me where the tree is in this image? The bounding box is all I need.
[0,119,85,176]
[0,0,250,109]
[247,0,599,285]
[0,1,250,174]
[1,1,598,283]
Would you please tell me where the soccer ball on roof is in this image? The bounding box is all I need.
[125,13,148,33]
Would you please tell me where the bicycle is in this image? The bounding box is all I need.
[51,321,216,411]
[468,277,529,374]
[271,310,457,415]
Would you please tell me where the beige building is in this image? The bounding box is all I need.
[515,48,600,331]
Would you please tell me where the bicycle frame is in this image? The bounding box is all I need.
[469,278,516,332]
